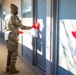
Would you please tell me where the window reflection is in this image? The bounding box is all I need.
[22,0,32,18]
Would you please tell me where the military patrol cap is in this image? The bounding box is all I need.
[10,3,18,14]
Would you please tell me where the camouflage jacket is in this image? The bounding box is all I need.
[4,13,32,40]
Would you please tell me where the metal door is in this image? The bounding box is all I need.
[36,0,46,71]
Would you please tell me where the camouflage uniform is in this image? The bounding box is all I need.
[4,4,33,74]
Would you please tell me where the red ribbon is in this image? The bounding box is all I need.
[33,22,40,29]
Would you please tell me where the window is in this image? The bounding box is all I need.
[22,0,32,18]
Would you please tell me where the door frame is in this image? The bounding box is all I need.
[52,0,59,75]
[48,0,59,75]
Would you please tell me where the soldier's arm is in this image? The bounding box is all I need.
[11,15,33,30]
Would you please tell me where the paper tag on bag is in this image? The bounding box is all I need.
[31,28,38,37]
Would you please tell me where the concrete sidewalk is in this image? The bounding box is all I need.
[0,40,44,75]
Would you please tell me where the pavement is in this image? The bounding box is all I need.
[0,39,44,75]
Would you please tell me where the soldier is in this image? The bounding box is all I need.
[4,3,33,74]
